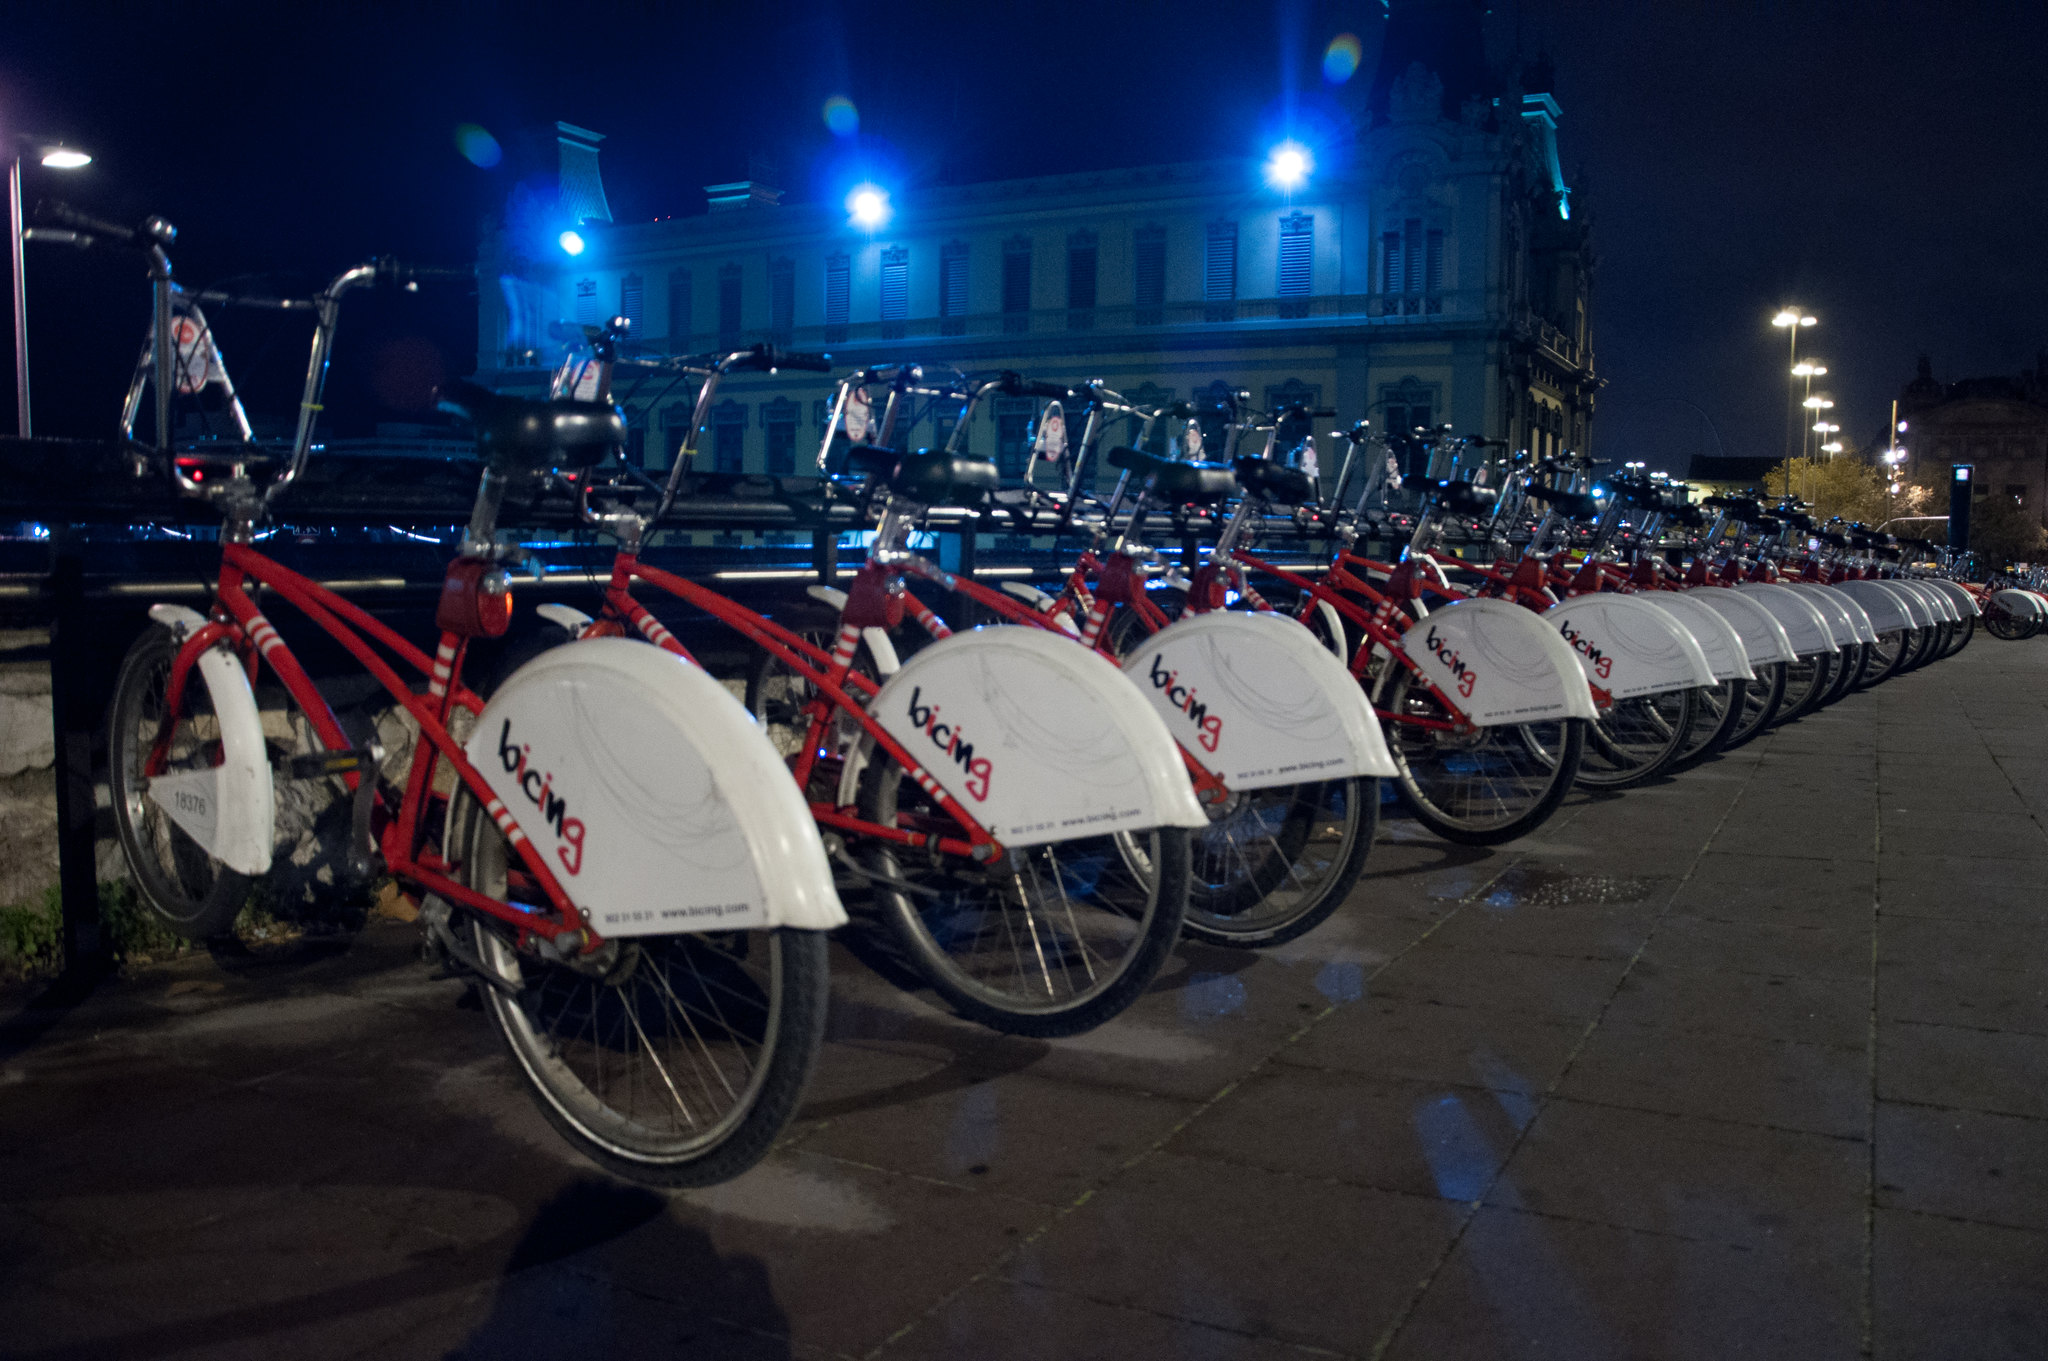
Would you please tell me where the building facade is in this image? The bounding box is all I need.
[1898,354,2048,520]
[475,21,1595,487]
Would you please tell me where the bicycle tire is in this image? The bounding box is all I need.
[1855,631,1909,688]
[447,792,830,1187]
[1379,667,1586,845]
[1774,652,1834,724]
[1945,614,1975,656]
[1180,777,1378,949]
[1669,678,1747,772]
[107,624,256,940]
[858,746,1190,1037]
[1722,662,1785,750]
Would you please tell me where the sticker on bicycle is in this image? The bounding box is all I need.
[1121,612,1394,787]
[466,653,772,936]
[1033,402,1066,463]
[1397,598,1596,726]
[869,629,1205,845]
[843,385,872,442]
[1541,595,1714,700]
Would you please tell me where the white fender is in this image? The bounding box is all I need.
[1993,588,2044,619]
[1784,584,1870,646]
[1923,578,1981,617]
[1397,596,1598,725]
[1307,598,1349,660]
[1733,583,1839,656]
[1888,580,1951,624]
[535,603,593,638]
[1637,591,1754,682]
[806,584,849,611]
[143,605,274,876]
[1821,587,1882,644]
[1892,580,1940,627]
[1000,580,1057,609]
[1830,580,1914,634]
[865,626,1207,844]
[2024,590,2048,618]
[1542,594,1716,699]
[467,638,846,935]
[861,627,902,676]
[1683,587,1797,666]
[1120,611,1395,787]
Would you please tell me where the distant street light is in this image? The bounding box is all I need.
[557,230,585,256]
[10,136,92,436]
[1265,141,1313,193]
[846,183,891,231]
[1772,307,1817,463]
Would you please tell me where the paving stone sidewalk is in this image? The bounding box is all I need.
[2,637,2045,1360]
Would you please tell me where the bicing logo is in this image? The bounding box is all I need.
[1145,653,1224,752]
[1423,625,1479,698]
[1556,620,1614,680]
[496,720,588,875]
[904,688,994,801]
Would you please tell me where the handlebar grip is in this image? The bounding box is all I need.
[34,200,173,248]
[1308,407,1337,419]
[736,343,833,373]
[997,372,1075,400]
[374,257,474,288]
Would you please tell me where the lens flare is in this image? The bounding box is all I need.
[455,123,502,168]
[846,184,890,229]
[822,96,860,137]
[1323,33,1362,83]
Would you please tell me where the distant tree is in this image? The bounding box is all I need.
[1968,490,2048,568]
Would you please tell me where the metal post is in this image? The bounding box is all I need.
[811,526,838,585]
[48,541,107,977]
[10,155,28,437]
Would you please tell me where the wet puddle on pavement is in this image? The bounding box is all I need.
[1478,862,1662,911]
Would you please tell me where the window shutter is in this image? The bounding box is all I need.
[717,264,742,347]
[1425,230,1444,294]
[1134,227,1166,323]
[1002,237,1032,333]
[769,258,794,343]
[666,269,691,345]
[618,273,644,333]
[940,240,969,335]
[1204,221,1237,299]
[824,253,849,341]
[880,246,908,339]
[1381,233,1402,295]
[1402,219,1423,294]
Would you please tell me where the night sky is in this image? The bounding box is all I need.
[3,0,2044,469]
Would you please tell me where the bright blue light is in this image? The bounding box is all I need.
[1265,141,1313,192]
[846,183,891,230]
[558,230,585,256]
[1592,483,1609,499]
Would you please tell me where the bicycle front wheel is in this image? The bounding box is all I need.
[448,795,830,1187]
[1182,777,1377,949]
[1380,668,1585,845]
[107,624,256,939]
[858,749,1190,1037]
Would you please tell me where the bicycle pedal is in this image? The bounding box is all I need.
[283,747,376,780]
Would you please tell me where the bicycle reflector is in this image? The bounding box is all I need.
[436,558,513,638]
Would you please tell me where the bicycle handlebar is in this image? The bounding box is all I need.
[34,199,176,249]
[729,344,832,373]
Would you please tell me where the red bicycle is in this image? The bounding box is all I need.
[108,260,842,1186]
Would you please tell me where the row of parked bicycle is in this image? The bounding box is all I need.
[101,254,2013,1189]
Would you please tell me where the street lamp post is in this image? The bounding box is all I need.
[9,136,93,437]
[1792,360,1827,460]
[1772,308,1817,465]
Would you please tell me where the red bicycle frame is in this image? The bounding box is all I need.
[153,542,589,947]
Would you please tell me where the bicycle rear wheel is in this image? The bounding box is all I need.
[1773,652,1834,724]
[1182,777,1377,949]
[1577,687,1696,789]
[447,794,830,1187]
[107,624,257,939]
[1380,668,1585,845]
[1723,662,1785,749]
[859,748,1190,1036]
[1856,631,1909,688]
[1669,679,1747,772]
[1945,614,1975,656]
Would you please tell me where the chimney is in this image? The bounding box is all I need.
[705,153,784,212]
[556,122,612,225]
